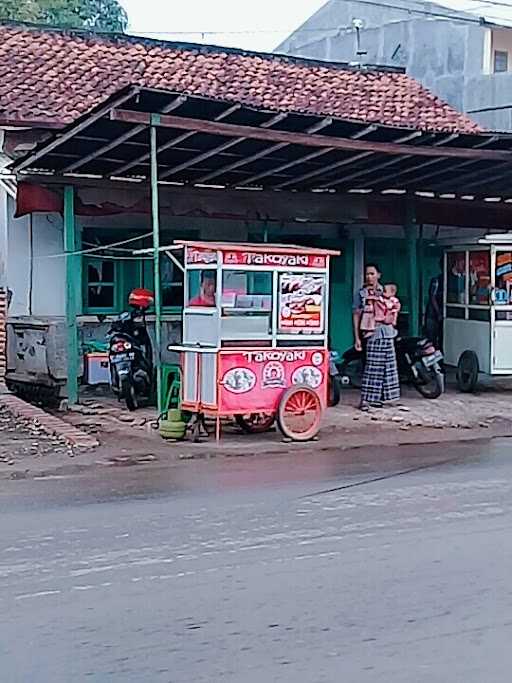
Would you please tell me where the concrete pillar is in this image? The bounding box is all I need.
[64,186,79,405]
[405,200,420,336]
[352,230,364,295]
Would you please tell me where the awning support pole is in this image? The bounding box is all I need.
[405,198,420,336]
[150,125,163,414]
[64,185,79,405]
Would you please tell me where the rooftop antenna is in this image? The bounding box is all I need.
[352,18,367,60]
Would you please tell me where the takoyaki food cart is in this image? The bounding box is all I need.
[444,235,512,391]
[167,240,339,441]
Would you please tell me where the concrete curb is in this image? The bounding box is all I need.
[0,394,99,449]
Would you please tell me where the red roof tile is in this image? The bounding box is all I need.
[0,24,481,133]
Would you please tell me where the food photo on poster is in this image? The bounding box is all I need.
[278,273,326,334]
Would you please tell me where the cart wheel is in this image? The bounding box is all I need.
[235,413,275,434]
[457,350,479,393]
[277,385,322,442]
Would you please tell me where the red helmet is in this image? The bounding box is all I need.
[128,288,154,310]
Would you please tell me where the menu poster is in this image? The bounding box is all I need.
[469,251,490,305]
[279,273,325,334]
[497,253,512,281]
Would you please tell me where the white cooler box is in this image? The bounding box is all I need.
[85,353,110,385]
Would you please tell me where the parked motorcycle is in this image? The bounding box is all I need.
[328,350,342,407]
[108,288,154,411]
[338,337,444,399]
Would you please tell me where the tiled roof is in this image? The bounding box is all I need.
[0,23,481,133]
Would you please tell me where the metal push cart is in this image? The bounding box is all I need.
[164,240,339,441]
[444,234,512,391]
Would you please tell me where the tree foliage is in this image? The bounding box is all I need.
[0,0,128,32]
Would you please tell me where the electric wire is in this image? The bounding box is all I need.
[32,230,154,260]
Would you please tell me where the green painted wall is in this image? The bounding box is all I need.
[329,239,354,354]
[365,238,410,312]
[365,236,443,334]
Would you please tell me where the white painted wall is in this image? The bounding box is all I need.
[7,203,30,316]
[7,198,65,317]
[0,188,7,288]
[31,212,65,316]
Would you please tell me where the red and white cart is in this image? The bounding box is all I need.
[168,240,339,442]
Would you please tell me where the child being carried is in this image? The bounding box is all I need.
[377,283,401,327]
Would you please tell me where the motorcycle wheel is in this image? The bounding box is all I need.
[339,359,363,389]
[235,413,275,434]
[122,378,138,411]
[328,375,342,407]
[414,366,443,399]
[457,350,479,393]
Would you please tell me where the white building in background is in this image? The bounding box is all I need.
[278,0,512,131]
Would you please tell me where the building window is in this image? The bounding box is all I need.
[85,258,117,312]
[494,50,508,73]
[142,255,184,310]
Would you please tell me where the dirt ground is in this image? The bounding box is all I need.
[2,377,512,480]
[0,406,74,474]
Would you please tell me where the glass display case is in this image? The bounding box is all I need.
[444,237,512,389]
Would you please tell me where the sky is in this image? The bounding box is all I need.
[121,0,328,52]
[122,0,512,54]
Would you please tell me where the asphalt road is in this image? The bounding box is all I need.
[1,439,512,682]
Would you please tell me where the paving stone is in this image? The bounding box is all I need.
[0,395,99,450]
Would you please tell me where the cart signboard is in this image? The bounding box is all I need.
[219,348,328,413]
[222,249,326,269]
[278,272,326,334]
[186,246,218,265]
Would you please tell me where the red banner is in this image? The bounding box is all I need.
[219,348,327,413]
[222,250,326,269]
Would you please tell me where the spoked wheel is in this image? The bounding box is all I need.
[235,413,275,434]
[457,350,479,393]
[277,384,322,442]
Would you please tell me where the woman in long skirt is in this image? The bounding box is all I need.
[352,264,400,410]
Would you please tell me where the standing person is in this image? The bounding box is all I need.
[424,257,444,351]
[353,264,400,411]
